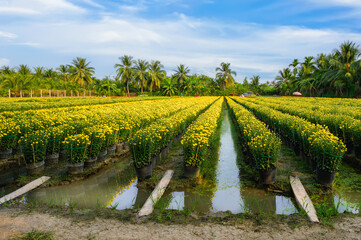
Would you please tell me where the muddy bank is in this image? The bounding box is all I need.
[0,206,360,240]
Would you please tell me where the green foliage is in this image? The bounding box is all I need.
[275,41,361,97]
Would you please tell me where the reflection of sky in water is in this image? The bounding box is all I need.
[276,196,298,215]
[107,179,138,210]
[167,192,184,210]
[212,111,244,214]
[334,195,360,214]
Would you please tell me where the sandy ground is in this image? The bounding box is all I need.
[1,208,360,240]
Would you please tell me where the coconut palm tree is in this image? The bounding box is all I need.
[173,64,190,90]
[162,77,177,96]
[133,59,149,93]
[275,68,292,87]
[69,57,95,87]
[17,64,32,76]
[148,60,166,92]
[275,68,293,95]
[250,75,261,93]
[215,62,236,89]
[115,55,134,95]
[0,66,14,76]
[2,73,32,97]
[289,59,299,77]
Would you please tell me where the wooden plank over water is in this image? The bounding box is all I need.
[136,170,174,220]
[290,176,319,223]
[0,176,50,205]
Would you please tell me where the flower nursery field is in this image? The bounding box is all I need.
[0,96,360,230]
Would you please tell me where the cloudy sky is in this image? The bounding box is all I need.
[1,0,361,82]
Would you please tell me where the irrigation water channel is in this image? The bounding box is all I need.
[1,110,359,214]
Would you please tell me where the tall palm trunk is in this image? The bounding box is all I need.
[127,81,129,96]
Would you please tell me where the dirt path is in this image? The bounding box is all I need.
[1,208,360,240]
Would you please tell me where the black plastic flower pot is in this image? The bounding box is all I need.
[45,153,59,166]
[316,168,336,185]
[26,161,45,175]
[292,144,301,156]
[259,168,277,185]
[68,161,84,175]
[107,145,116,156]
[0,148,12,160]
[151,155,158,169]
[184,165,200,179]
[354,145,361,159]
[98,150,108,162]
[85,156,97,168]
[346,141,354,155]
[135,164,152,180]
[301,151,307,162]
[310,158,317,171]
[59,150,67,161]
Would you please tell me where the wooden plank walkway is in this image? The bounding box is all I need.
[0,176,50,205]
[290,176,319,223]
[136,170,174,220]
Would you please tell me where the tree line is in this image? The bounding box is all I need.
[1,41,358,97]
[275,41,361,97]
[0,54,278,97]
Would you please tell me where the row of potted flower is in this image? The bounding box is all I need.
[129,97,219,180]
[18,124,118,175]
[227,98,281,184]
[232,97,346,185]
[245,97,361,156]
[181,97,224,179]
[0,97,203,161]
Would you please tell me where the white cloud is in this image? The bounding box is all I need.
[0,0,85,15]
[2,12,361,82]
[0,58,10,66]
[0,31,17,39]
[308,0,361,8]
[82,0,104,9]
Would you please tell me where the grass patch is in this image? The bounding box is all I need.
[13,229,54,240]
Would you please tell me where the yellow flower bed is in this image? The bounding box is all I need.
[130,97,218,168]
[7,97,214,163]
[227,98,281,171]
[232,97,346,173]
[182,97,224,167]
[244,97,359,156]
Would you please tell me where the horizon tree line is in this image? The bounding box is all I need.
[0,55,255,97]
[274,41,361,97]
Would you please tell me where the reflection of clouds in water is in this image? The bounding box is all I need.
[167,192,184,210]
[212,111,244,213]
[276,196,298,215]
[334,195,359,214]
[107,179,138,210]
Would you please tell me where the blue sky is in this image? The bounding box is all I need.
[1,0,361,83]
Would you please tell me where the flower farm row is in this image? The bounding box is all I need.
[129,97,221,179]
[0,97,216,175]
[249,97,361,120]
[231,97,347,185]
[226,98,281,184]
[244,97,361,157]
[0,96,169,112]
